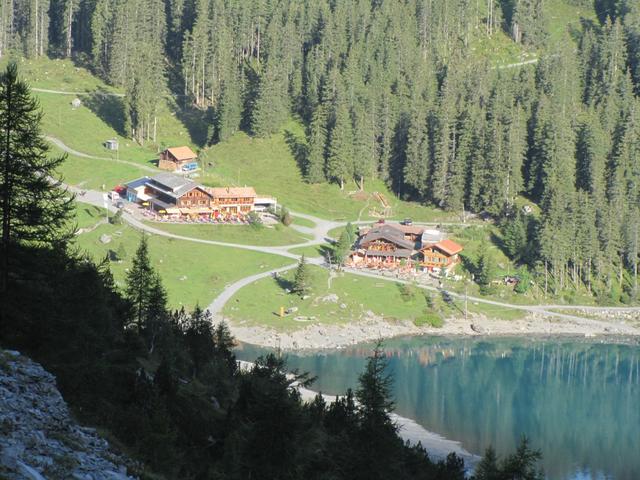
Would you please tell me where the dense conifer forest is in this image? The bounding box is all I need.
[1,0,640,300]
[3,1,637,476]
[0,59,542,478]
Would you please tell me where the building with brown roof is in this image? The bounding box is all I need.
[420,239,463,272]
[349,224,417,269]
[159,146,198,172]
[207,186,257,215]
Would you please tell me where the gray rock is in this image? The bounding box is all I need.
[0,350,137,480]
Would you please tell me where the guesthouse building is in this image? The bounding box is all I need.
[420,239,463,272]
[348,224,416,269]
[158,146,198,172]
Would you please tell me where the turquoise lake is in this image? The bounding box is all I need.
[236,336,640,479]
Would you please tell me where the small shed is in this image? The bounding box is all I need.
[105,139,119,151]
[71,98,82,109]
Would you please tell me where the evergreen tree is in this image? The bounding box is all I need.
[476,244,497,295]
[326,99,354,190]
[251,61,289,137]
[472,446,500,480]
[125,235,155,327]
[333,229,352,266]
[292,254,310,297]
[305,104,328,183]
[0,62,73,296]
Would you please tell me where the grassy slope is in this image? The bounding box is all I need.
[199,121,453,222]
[147,222,312,247]
[55,149,150,191]
[74,222,290,309]
[75,204,106,230]
[224,266,428,330]
[224,265,524,331]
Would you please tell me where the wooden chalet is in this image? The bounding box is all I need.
[357,221,425,244]
[159,146,198,172]
[207,186,257,215]
[126,173,213,215]
[349,224,416,269]
[420,239,463,272]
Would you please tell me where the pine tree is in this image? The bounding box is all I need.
[326,99,354,189]
[356,341,395,430]
[0,62,73,296]
[403,97,430,199]
[292,254,310,297]
[333,230,352,266]
[126,235,155,327]
[476,244,497,295]
[352,99,377,190]
[305,104,328,183]
[217,74,243,143]
[251,62,289,137]
[473,446,500,480]
[145,272,168,345]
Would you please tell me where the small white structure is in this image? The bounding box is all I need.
[253,196,278,212]
[71,98,82,109]
[105,139,119,151]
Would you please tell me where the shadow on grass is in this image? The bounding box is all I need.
[490,231,511,261]
[284,129,308,176]
[172,102,210,148]
[273,273,294,293]
[83,91,127,137]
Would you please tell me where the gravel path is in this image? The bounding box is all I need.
[56,135,640,340]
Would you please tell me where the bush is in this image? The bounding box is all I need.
[414,312,443,328]
[399,282,418,301]
[247,211,263,229]
[280,207,293,226]
[109,209,123,225]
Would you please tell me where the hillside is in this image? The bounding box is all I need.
[0,350,136,480]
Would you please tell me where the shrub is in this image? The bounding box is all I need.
[399,282,417,301]
[247,211,263,229]
[414,312,443,328]
[280,207,293,226]
[109,209,123,225]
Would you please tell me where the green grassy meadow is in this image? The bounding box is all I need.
[74,221,290,309]
[56,150,150,191]
[147,222,312,246]
[75,204,107,230]
[223,266,427,330]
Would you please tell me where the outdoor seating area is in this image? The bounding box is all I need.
[138,206,252,224]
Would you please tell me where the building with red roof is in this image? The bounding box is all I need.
[420,238,463,272]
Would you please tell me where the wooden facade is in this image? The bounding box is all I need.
[420,239,463,272]
[349,224,415,269]
[159,146,198,172]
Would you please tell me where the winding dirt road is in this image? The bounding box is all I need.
[54,136,640,332]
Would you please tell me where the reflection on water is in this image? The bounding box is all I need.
[236,337,640,480]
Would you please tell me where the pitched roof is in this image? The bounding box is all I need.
[208,186,257,198]
[365,249,413,258]
[433,239,463,256]
[384,223,425,236]
[359,225,415,250]
[149,173,200,198]
[166,146,197,161]
[421,229,446,245]
[124,176,150,189]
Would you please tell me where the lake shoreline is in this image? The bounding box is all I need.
[226,309,640,351]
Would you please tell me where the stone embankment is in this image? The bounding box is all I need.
[0,350,137,480]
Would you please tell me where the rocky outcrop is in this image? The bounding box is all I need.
[0,350,137,480]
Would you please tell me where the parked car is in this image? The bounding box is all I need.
[116,201,124,209]
[402,218,413,225]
